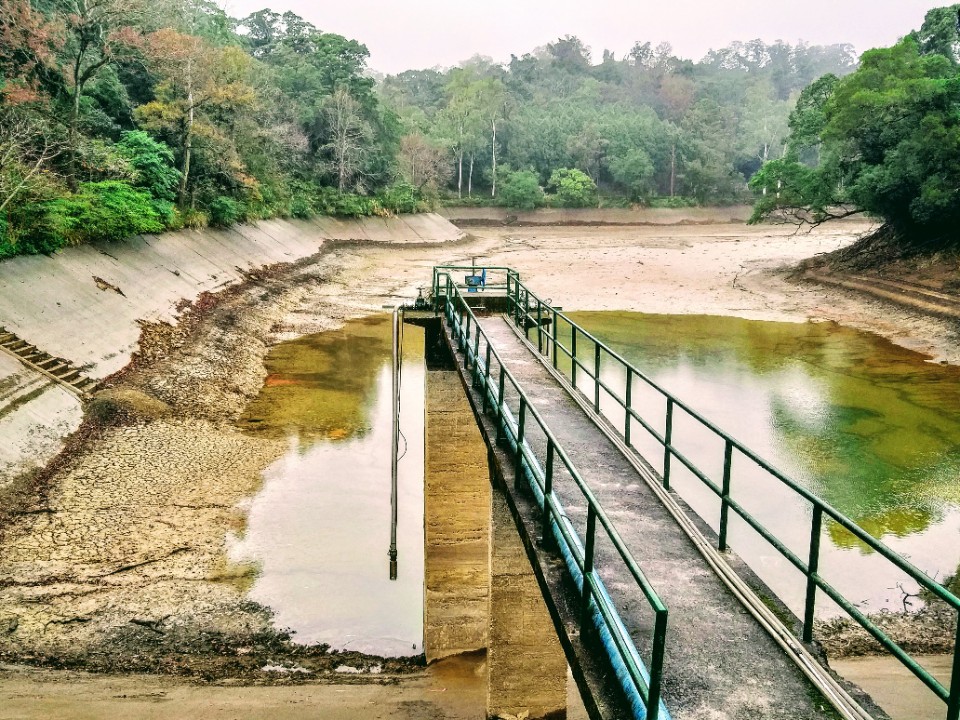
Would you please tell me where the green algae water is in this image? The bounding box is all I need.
[565,312,960,615]
[232,316,426,655]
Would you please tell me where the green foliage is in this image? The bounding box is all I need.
[208,196,246,226]
[66,182,166,242]
[498,169,544,210]
[548,168,597,207]
[116,131,181,202]
[608,148,655,200]
[752,25,960,248]
[378,182,423,214]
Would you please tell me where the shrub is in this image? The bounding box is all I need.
[207,196,245,226]
[498,170,545,210]
[378,182,421,214]
[548,168,597,208]
[69,181,166,241]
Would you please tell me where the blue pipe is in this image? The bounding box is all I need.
[489,384,671,720]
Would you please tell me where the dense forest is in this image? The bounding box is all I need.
[751,5,960,254]
[0,0,955,259]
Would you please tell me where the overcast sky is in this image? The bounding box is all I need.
[221,0,948,75]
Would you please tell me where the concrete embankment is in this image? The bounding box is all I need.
[0,214,462,486]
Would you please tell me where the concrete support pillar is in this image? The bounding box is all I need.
[423,368,491,661]
[487,490,568,720]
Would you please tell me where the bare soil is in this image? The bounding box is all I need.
[0,216,955,714]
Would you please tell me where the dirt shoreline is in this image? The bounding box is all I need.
[0,217,956,713]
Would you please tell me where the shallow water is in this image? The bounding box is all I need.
[232,317,426,656]
[563,312,960,614]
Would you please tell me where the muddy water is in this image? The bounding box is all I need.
[563,312,960,615]
[232,316,426,656]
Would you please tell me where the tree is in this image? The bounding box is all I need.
[608,148,654,200]
[318,86,372,192]
[51,0,149,185]
[136,29,255,205]
[751,35,960,248]
[0,109,63,214]
[397,133,449,193]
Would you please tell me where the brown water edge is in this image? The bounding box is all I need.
[831,655,953,720]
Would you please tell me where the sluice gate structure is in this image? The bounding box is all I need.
[416,266,960,720]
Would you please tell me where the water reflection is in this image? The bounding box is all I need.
[563,312,960,612]
[232,317,426,655]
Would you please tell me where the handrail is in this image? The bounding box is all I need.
[436,270,670,720]
[501,273,960,720]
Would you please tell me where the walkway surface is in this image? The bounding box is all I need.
[472,314,837,720]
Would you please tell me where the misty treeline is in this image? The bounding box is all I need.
[751,5,960,255]
[383,37,858,210]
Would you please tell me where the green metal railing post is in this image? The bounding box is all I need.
[515,397,527,491]
[624,368,633,446]
[594,343,601,412]
[663,399,674,490]
[472,332,481,384]
[524,291,530,339]
[496,367,506,444]
[537,300,544,354]
[719,440,733,552]
[948,613,960,720]
[552,309,559,369]
[803,506,823,643]
[482,343,492,413]
[581,505,597,628]
[571,327,578,389]
[542,441,555,548]
[648,610,668,720]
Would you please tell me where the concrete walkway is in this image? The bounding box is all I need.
[474,315,836,720]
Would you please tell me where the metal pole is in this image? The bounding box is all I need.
[389,307,400,581]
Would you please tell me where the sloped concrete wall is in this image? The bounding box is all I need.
[0,213,462,486]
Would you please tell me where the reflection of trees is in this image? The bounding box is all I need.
[827,507,937,551]
[239,316,417,446]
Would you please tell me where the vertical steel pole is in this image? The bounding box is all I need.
[496,367,506,443]
[803,505,823,643]
[389,307,400,581]
[648,610,668,720]
[571,328,578,389]
[542,440,555,547]
[482,343,492,414]
[719,440,733,552]
[624,368,633,446]
[537,299,543,354]
[948,611,960,720]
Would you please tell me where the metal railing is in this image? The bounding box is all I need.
[436,269,670,720]
[503,272,960,720]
